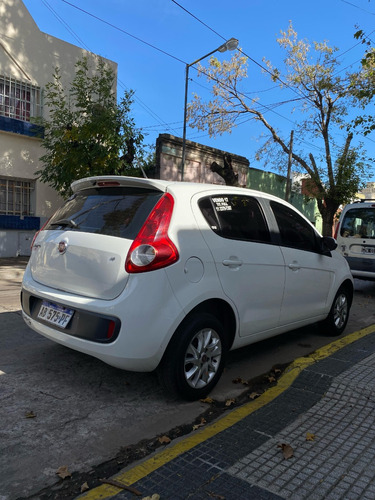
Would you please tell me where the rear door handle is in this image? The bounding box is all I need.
[223,258,243,268]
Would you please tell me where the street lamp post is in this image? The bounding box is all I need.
[181,37,239,182]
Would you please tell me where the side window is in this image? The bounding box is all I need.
[270,201,318,252]
[198,195,270,243]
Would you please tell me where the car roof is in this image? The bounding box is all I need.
[342,200,375,211]
[71,175,288,205]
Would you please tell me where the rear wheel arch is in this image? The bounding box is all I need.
[183,299,237,348]
[157,299,237,400]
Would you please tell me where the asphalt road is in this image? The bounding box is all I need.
[1,259,374,499]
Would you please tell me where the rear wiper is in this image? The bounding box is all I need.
[49,218,78,229]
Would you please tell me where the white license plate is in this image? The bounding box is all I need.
[37,301,74,329]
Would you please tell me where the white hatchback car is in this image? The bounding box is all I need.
[22,176,353,400]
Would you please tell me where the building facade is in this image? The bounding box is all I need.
[360,182,375,201]
[156,134,249,186]
[0,0,116,257]
[156,134,321,230]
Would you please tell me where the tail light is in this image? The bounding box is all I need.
[30,218,50,250]
[125,193,179,273]
[334,221,340,239]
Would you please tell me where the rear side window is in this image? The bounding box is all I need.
[45,187,163,239]
[199,195,270,243]
[270,201,318,252]
[340,207,375,239]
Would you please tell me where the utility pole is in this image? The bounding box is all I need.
[285,130,294,202]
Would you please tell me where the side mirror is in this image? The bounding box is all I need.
[321,236,337,253]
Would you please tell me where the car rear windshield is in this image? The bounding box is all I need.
[340,207,375,239]
[45,187,164,239]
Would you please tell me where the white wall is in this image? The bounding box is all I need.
[0,0,117,257]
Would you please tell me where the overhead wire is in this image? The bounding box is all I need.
[42,0,180,136]
[60,0,186,65]
[55,0,310,141]
[170,0,375,157]
[41,0,90,51]
[59,0,314,115]
[340,0,375,15]
[51,0,366,158]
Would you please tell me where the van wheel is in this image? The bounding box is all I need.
[323,286,351,336]
[158,313,227,401]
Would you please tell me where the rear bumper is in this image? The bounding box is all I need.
[21,289,121,343]
[21,265,185,372]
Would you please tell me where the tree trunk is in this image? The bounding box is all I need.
[210,154,239,186]
[317,197,339,237]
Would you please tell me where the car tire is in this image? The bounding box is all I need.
[158,312,227,401]
[323,285,351,336]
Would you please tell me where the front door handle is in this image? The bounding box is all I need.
[288,262,300,271]
[223,258,243,268]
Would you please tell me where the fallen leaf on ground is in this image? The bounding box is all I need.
[267,375,276,383]
[25,411,36,418]
[141,495,160,500]
[306,432,315,441]
[278,443,294,459]
[56,465,71,479]
[80,482,89,493]
[232,377,249,385]
[200,397,214,404]
[248,392,262,400]
[225,398,235,407]
[158,435,171,444]
[207,492,225,499]
[193,417,206,430]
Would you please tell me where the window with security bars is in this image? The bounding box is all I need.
[0,76,42,122]
[0,178,34,215]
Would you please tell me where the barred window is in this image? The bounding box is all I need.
[0,76,42,122]
[0,178,34,215]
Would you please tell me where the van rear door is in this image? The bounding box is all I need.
[336,203,375,279]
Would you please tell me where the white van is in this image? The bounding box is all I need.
[335,200,375,280]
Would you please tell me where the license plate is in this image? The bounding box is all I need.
[362,247,375,254]
[37,301,74,329]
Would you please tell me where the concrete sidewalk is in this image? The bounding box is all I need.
[79,325,375,500]
[0,257,28,312]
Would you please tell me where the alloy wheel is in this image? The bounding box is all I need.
[184,328,222,389]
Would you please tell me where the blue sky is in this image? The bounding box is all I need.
[23,0,375,181]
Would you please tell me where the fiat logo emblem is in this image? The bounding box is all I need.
[58,241,68,254]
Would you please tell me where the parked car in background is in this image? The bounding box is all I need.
[22,176,354,400]
[335,200,375,280]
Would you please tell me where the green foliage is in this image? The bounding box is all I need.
[187,22,372,235]
[351,30,375,135]
[35,56,145,197]
[331,142,366,204]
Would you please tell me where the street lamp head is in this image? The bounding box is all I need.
[181,36,239,181]
[218,37,239,53]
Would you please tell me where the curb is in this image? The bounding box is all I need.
[78,324,375,499]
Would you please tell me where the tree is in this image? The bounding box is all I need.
[36,56,145,197]
[351,30,375,137]
[188,22,370,236]
[211,154,239,186]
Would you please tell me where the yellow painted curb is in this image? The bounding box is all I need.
[80,324,375,499]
